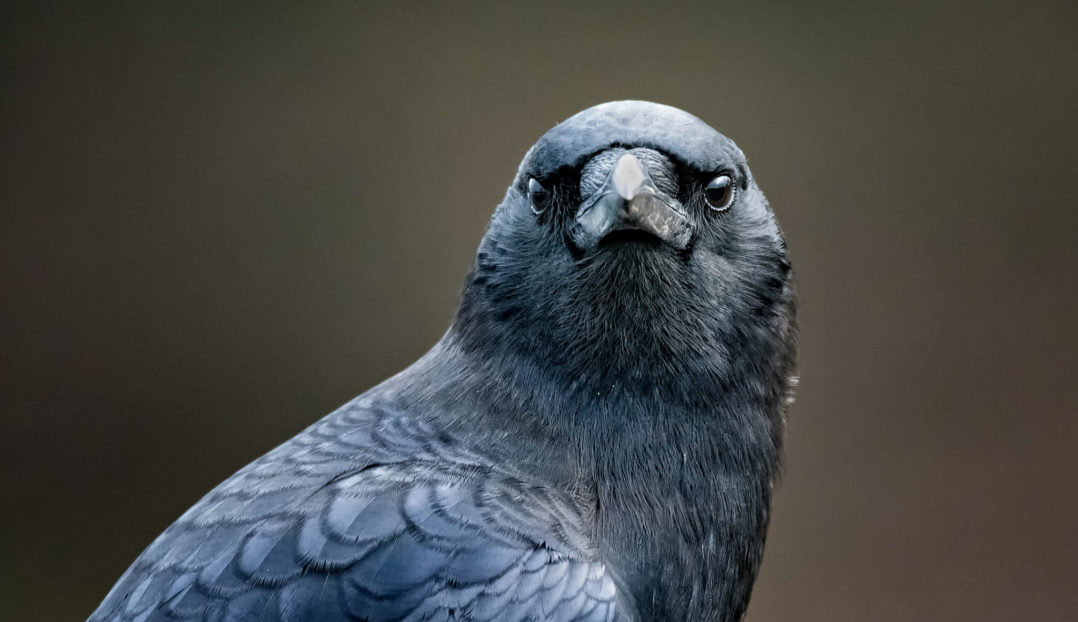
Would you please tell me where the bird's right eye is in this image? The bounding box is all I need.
[528,177,549,214]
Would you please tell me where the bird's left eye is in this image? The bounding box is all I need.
[528,177,549,214]
[704,175,735,211]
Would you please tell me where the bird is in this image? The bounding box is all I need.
[90,100,798,622]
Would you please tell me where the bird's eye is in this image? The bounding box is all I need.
[704,175,735,211]
[527,177,549,214]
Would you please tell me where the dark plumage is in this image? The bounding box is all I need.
[91,101,797,622]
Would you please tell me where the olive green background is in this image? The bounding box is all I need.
[3,2,1076,620]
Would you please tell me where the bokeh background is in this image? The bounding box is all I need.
[3,2,1076,620]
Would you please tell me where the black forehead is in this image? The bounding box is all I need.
[515,101,744,184]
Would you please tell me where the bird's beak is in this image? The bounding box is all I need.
[573,154,693,250]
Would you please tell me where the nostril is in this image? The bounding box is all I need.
[628,148,678,196]
[580,149,626,197]
[580,147,678,199]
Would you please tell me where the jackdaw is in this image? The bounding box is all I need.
[90,100,798,621]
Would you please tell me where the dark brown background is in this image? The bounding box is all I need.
[3,2,1076,620]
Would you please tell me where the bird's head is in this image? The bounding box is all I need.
[454,101,796,402]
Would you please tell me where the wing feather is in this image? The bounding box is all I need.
[90,399,618,621]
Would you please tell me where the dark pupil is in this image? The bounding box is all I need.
[705,176,733,208]
[528,178,548,205]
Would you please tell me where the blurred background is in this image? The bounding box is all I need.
[3,2,1076,620]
